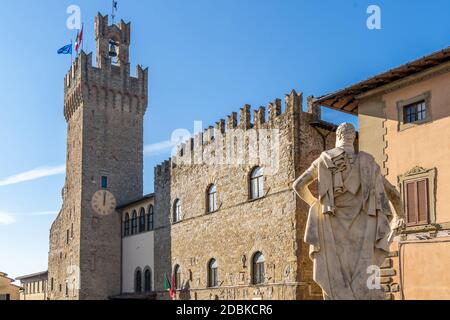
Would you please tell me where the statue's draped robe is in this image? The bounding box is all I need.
[304,148,393,300]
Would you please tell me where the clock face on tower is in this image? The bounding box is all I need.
[91,190,117,216]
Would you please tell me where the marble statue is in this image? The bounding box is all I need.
[293,123,405,300]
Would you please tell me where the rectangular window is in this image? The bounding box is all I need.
[405,179,429,226]
[66,229,70,244]
[404,100,427,124]
[101,176,108,189]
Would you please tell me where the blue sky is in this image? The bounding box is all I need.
[0,0,449,280]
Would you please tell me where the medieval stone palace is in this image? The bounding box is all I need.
[47,14,450,300]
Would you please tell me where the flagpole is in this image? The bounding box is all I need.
[81,23,84,52]
[70,39,73,65]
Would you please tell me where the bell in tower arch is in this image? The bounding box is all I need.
[108,39,119,58]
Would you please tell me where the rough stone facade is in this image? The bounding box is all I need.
[48,14,148,300]
[153,92,336,300]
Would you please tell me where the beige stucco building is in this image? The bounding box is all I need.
[16,271,48,300]
[117,194,155,299]
[0,272,21,300]
[314,46,450,300]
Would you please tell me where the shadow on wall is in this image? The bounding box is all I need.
[153,161,173,299]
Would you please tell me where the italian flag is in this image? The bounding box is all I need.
[164,273,176,300]
[75,26,83,53]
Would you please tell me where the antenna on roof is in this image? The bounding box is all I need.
[112,0,118,24]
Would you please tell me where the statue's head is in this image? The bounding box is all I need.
[336,123,356,147]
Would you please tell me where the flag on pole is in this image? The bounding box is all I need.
[75,26,83,53]
[169,272,176,300]
[57,44,72,55]
[164,273,171,290]
[164,273,176,300]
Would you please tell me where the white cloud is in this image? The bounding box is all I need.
[0,210,59,226]
[0,212,16,225]
[0,165,66,187]
[28,211,59,216]
[144,140,178,156]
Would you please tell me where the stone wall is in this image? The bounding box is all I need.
[154,91,336,300]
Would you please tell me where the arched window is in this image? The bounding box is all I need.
[208,259,218,288]
[147,205,154,231]
[207,185,218,213]
[131,211,138,235]
[252,252,265,285]
[144,267,152,292]
[173,199,182,223]
[135,268,142,293]
[174,265,182,290]
[250,167,264,200]
[139,208,146,233]
[124,213,130,236]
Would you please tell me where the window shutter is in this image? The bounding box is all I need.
[406,182,418,225]
[417,179,429,224]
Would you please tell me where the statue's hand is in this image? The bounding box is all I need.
[391,215,406,231]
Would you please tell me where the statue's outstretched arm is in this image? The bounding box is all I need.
[293,169,318,207]
[383,177,405,219]
[383,177,406,233]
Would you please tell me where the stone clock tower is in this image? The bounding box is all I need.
[48,13,148,300]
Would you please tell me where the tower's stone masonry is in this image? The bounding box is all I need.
[48,14,148,300]
[154,91,336,300]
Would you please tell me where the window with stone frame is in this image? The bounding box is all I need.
[135,268,142,293]
[124,213,130,236]
[131,211,138,235]
[250,167,264,200]
[208,259,218,288]
[397,92,432,131]
[399,166,436,228]
[404,100,427,124]
[405,179,429,226]
[173,200,182,223]
[147,205,154,231]
[138,208,146,233]
[101,176,108,189]
[252,252,265,285]
[144,268,152,292]
[207,185,218,213]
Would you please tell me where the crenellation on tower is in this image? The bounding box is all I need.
[239,104,252,129]
[268,98,282,121]
[215,119,226,134]
[226,112,238,130]
[285,89,303,114]
[253,107,266,128]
